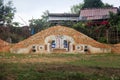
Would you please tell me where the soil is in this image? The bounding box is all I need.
[111,44,120,53]
[36,64,120,77]
[0,56,78,63]
[0,39,11,52]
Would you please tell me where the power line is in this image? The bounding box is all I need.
[18,15,28,26]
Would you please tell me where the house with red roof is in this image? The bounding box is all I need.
[79,7,118,21]
[48,7,119,24]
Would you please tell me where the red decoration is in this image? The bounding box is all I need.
[86,20,109,27]
[101,21,109,25]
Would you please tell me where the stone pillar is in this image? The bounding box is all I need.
[66,41,69,51]
[70,43,73,52]
[47,43,51,52]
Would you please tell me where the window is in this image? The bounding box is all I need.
[77,46,80,49]
[82,16,87,20]
[84,46,88,52]
[32,46,35,48]
[76,45,83,51]
[32,49,36,52]
[85,46,87,48]
[51,40,56,48]
[32,46,36,52]
[64,40,67,48]
[40,46,43,49]
[39,45,44,50]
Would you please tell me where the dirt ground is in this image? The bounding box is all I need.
[36,64,120,77]
[0,56,78,63]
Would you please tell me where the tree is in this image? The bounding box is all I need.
[0,0,4,25]
[103,3,113,8]
[108,12,120,43]
[29,19,44,34]
[12,22,20,27]
[41,10,49,22]
[71,3,83,14]
[0,0,16,26]
[29,10,50,34]
[70,0,113,14]
[72,22,90,36]
[109,12,120,26]
[83,0,104,8]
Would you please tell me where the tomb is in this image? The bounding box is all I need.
[10,26,111,54]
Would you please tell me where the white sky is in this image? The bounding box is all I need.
[4,0,120,26]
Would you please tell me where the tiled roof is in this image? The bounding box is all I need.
[80,7,118,20]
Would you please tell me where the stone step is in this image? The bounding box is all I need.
[52,48,67,53]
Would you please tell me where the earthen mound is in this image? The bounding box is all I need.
[111,44,120,53]
[0,39,11,52]
[12,26,110,50]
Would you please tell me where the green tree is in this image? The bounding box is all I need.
[109,12,120,26]
[71,3,83,14]
[83,0,104,8]
[108,12,120,43]
[72,22,91,36]
[70,0,113,14]
[41,10,49,22]
[29,19,44,33]
[0,0,4,25]
[12,22,20,27]
[103,3,113,8]
[0,0,16,26]
[29,10,50,34]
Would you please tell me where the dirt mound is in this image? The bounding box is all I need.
[114,43,120,46]
[111,44,120,53]
[0,39,11,52]
[12,26,110,50]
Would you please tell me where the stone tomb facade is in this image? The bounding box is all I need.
[45,35,74,53]
[29,35,88,53]
[11,26,111,54]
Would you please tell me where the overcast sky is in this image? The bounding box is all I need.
[4,0,120,26]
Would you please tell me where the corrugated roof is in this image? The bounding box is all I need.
[80,7,118,20]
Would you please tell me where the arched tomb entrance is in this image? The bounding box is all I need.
[45,35,75,53]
